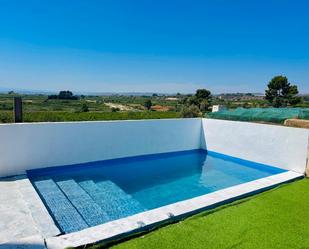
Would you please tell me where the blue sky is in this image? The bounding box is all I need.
[0,0,308,93]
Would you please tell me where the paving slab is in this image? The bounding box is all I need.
[0,176,59,245]
[1,171,303,248]
[16,178,60,238]
[0,235,45,249]
[0,177,40,244]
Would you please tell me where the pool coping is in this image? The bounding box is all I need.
[16,177,61,238]
[44,170,303,249]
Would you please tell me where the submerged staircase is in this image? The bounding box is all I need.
[32,177,145,233]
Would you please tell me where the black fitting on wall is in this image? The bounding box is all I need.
[14,97,23,123]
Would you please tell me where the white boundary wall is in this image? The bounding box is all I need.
[0,119,202,177]
[201,118,309,173]
[0,118,308,177]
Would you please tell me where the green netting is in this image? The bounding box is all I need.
[207,108,309,123]
[299,109,309,120]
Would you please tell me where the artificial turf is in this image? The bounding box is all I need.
[92,178,309,249]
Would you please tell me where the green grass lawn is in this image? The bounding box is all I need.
[92,178,309,249]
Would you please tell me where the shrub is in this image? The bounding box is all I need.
[181,105,202,118]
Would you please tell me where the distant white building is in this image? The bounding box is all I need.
[212,105,226,112]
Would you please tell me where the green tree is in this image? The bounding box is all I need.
[111,107,120,112]
[81,103,89,112]
[144,99,152,110]
[48,90,78,100]
[195,89,212,111]
[265,76,301,107]
[195,89,211,99]
[183,89,212,112]
[199,99,211,112]
[181,105,202,118]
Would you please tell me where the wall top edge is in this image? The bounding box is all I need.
[202,118,309,132]
[0,118,202,126]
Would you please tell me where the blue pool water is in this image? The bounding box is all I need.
[28,150,285,234]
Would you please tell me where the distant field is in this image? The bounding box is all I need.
[0,111,181,123]
[0,93,182,123]
[1,92,308,123]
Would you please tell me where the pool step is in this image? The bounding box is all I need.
[56,179,110,227]
[78,180,146,221]
[32,179,88,233]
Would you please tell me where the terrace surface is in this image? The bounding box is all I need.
[0,171,302,248]
[0,119,307,248]
[94,178,309,249]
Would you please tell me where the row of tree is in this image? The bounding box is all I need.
[48,91,78,100]
[45,75,301,117]
[180,75,301,117]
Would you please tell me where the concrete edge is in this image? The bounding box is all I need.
[45,171,303,249]
[0,118,200,126]
[202,117,309,132]
[0,235,46,249]
[15,177,61,238]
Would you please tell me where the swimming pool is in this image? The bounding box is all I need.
[28,149,285,234]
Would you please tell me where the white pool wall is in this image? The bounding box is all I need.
[0,119,202,177]
[201,118,309,173]
[0,118,308,177]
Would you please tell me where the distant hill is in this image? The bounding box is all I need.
[0,87,171,96]
[1,86,307,97]
[0,87,56,95]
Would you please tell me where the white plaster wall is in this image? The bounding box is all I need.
[0,119,202,177]
[201,118,309,173]
[1,118,308,177]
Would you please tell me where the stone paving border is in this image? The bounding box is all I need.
[0,177,41,245]
[15,177,61,238]
[0,176,60,248]
[0,235,45,249]
[45,171,303,249]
